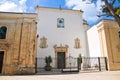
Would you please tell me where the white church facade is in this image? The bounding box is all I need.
[36,7,90,68]
[0,7,120,74]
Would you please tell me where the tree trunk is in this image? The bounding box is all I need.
[104,0,120,27]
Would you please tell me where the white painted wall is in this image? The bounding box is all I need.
[87,26,101,57]
[36,7,89,67]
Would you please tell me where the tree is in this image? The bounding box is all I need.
[83,0,120,27]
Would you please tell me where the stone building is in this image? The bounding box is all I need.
[0,12,37,74]
[0,7,119,75]
[87,20,120,70]
[36,7,90,69]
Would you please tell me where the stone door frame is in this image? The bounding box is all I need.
[54,44,68,68]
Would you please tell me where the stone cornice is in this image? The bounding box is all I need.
[54,44,69,53]
[0,19,37,24]
[95,20,119,30]
[0,12,37,19]
[35,6,83,15]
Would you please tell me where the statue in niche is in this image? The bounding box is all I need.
[39,37,48,48]
[74,38,80,49]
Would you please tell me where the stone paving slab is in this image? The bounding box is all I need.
[0,71,120,80]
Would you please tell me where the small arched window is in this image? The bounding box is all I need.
[0,26,7,39]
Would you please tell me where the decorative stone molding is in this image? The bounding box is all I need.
[54,44,69,53]
[97,20,119,30]
[54,44,69,68]
[53,44,57,48]
[65,44,69,48]
[39,36,48,48]
[74,38,80,49]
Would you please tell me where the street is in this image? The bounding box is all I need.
[0,71,120,80]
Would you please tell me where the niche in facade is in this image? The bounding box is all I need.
[74,38,80,49]
[39,36,48,48]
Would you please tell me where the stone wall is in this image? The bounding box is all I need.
[97,20,120,70]
[0,12,37,74]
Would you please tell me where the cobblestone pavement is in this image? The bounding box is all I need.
[0,71,120,80]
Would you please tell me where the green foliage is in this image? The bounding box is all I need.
[82,0,120,27]
[102,5,110,13]
[77,54,82,64]
[82,0,120,4]
[44,55,52,71]
[115,8,120,15]
[83,0,120,16]
[45,55,52,64]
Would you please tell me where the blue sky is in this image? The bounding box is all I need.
[0,0,118,26]
[26,0,67,13]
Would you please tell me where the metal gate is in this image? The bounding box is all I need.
[62,56,79,72]
[35,57,108,73]
[82,57,108,71]
[35,56,79,73]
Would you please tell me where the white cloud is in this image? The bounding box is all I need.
[0,0,27,12]
[65,0,104,26]
[96,0,104,12]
